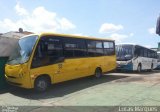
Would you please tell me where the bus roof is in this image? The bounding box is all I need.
[116,43,136,46]
[116,43,155,52]
[34,32,114,41]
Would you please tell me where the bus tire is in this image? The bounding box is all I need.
[34,76,51,92]
[137,64,142,73]
[95,68,102,78]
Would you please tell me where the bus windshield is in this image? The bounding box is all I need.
[116,45,134,61]
[7,35,38,65]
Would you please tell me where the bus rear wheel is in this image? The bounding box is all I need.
[34,76,50,92]
[95,68,102,78]
[137,64,142,73]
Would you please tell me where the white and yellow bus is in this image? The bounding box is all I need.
[5,33,116,92]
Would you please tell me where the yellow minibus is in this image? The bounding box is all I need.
[5,33,116,92]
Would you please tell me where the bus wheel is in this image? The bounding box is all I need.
[137,64,142,73]
[34,76,50,92]
[95,68,102,78]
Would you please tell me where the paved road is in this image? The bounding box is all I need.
[0,71,160,109]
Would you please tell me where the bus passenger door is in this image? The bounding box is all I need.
[30,36,74,83]
[56,59,80,81]
[48,57,79,83]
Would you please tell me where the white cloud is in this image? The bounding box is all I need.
[144,45,151,48]
[15,3,28,16]
[129,33,134,37]
[0,3,76,33]
[110,33,134,43]
[59,18,76,30]
[110,33,128,43]
[148,27,156,35]
[99,23,123,34]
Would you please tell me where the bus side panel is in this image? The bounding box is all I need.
[153,59,158,69]
[103,55,116,72]
[64,56,107,80]
[56,58,92,82]
[89,57,105,74]
[132,58,139,71]
[30,65,56,88]
[132,57,158,71]
[29,55,116,87]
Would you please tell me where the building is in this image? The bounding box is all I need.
[0,28,33,57]
[1,28,33,38]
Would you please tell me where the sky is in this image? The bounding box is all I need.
[0,0,160,48]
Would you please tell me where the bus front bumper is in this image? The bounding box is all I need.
[117,63,133,71]
[5,74,32,89]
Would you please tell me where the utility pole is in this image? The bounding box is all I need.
[156,15,160,36]
[156,15,160,51]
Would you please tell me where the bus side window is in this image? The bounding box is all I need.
[103,41,115,55]
[148,50,152,58]
[95,41,103,56]
[87,40,104,57]
[134,48,140,57]
[31,36,64,68]
[46,37,64,63]
[63,38,87,58]
[140,49,144,57]
[87,40,96,57]
[144,50,148,57]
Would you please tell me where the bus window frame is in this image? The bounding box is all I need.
[31,36,64,68]
[103,41,115,56]
[31,35,115,68]
[86,40,104,57]
[62,37,88,58]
